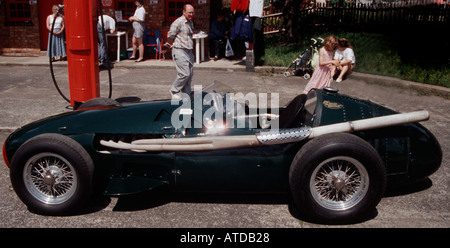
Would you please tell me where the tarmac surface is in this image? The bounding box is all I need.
[0,55,448,229]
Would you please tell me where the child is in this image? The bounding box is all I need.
[332,38,355,83]
[303,35,340,94]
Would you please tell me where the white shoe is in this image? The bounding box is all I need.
[170,90,181,100]
[171,93,182,100]
[336,78,342,83]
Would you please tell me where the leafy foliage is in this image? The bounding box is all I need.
[262,32,449,88]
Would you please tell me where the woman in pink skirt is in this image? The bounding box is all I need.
[303,35,340,94]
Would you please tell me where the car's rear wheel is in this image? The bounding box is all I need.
[289,133,386,224]
[10,134,94,215]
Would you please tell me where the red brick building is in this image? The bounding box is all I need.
[0,0,222,56]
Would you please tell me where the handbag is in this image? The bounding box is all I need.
[225,39,234,57]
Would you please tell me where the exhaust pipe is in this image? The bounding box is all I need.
[308,110,429,138]
[100,110,430,152]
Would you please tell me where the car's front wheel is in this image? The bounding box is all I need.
[10,134,94,215]
[289,133,386,224]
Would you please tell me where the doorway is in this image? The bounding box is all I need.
[39,0,63,51]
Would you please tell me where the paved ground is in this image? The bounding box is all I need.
[0,56,448,228]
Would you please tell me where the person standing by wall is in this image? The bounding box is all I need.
[98,14,116,65]
[129,0,146,62]
[167,4,195,100]
[46,5,66,62]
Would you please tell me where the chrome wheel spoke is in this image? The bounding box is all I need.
[23,153,77,204]
[310,156,369,211]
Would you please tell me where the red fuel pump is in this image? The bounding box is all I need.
[64,0,100,108]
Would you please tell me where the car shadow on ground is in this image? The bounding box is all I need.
[384,178,432,197]
[83,178,433,224]
[112,190,291,212]
[109,190,378,225]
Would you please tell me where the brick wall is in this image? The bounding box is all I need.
[0,1,211,57]
[113,1,211,59]
[143,2,210,35]
[0,2,41,56]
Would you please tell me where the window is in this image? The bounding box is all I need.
[116,0,135,20]
[165,0,192,22]
[6,0,31,22]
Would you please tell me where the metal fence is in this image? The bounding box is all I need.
[262,1,449,35]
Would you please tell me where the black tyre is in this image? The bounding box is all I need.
[10,134,94,215]
[289,133,386,224]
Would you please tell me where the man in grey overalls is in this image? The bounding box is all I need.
[167,4,195,99]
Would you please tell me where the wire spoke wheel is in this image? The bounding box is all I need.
[10,134,94,215]
[310,156,369,211]
[23,153,78,205]
[290,133,386,223]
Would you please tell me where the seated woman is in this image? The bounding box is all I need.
[209,12,228,61]
[332,38,355,83]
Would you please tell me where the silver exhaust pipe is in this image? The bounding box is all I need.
[100,110,429,152]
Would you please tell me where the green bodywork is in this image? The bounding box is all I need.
[3,89,442,195]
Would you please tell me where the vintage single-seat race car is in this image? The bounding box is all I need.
[2,83,442,223]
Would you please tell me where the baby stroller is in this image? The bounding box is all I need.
[284,37,323,79]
